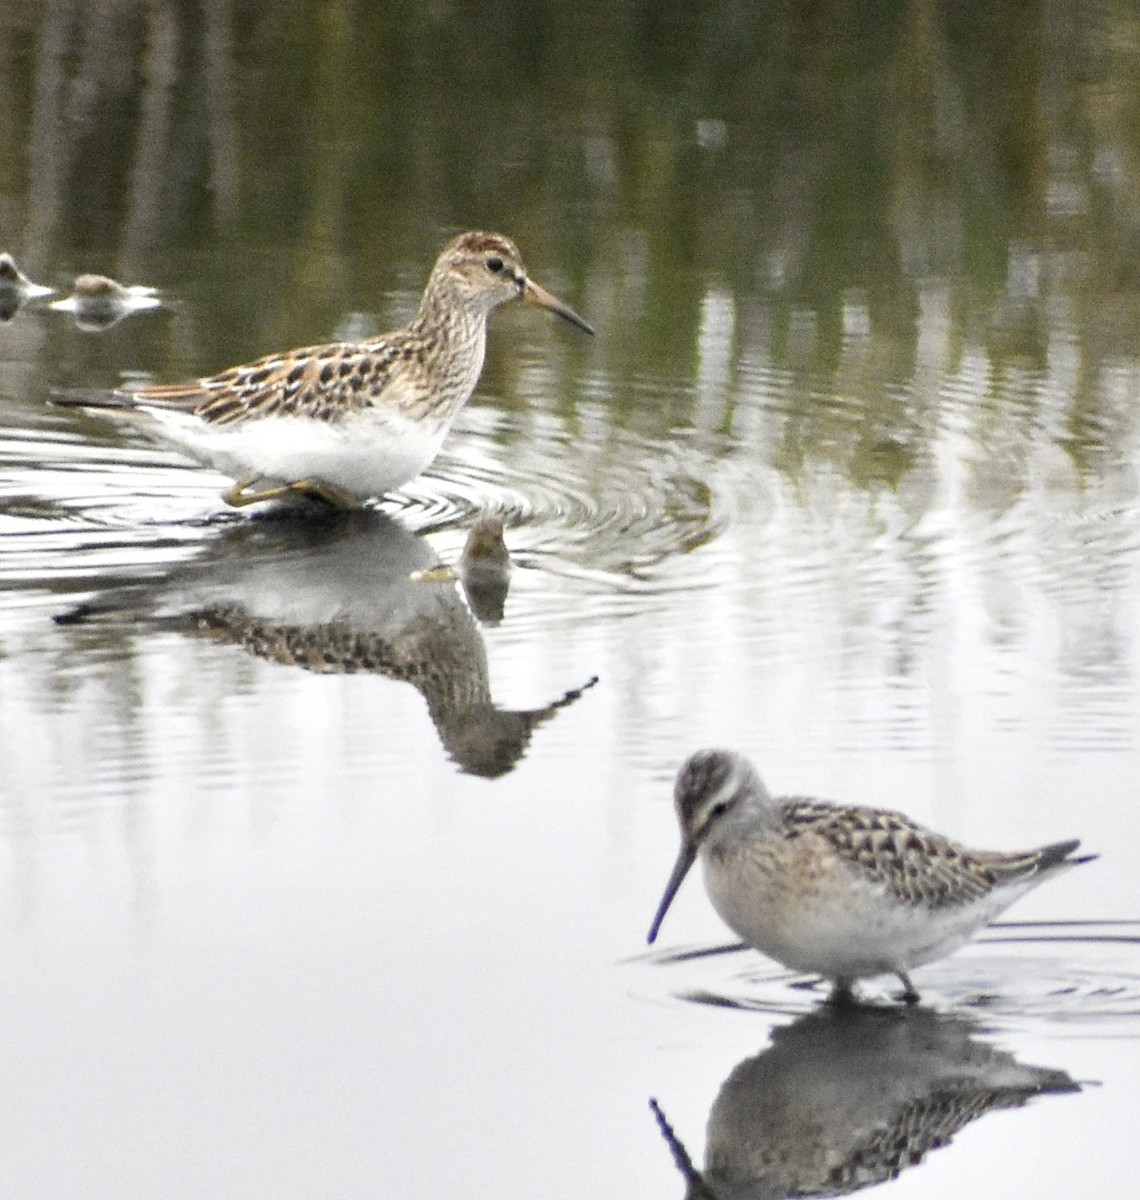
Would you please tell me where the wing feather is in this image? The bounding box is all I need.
[780,798,1000,908]
[121,338,411,425]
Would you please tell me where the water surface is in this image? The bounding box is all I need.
[2,3,1140,1197]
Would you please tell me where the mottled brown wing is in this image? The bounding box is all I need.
[131,338,408,425]
[781,798,1001,908]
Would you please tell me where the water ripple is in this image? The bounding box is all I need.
[1,402,729,612]
[377,406,728,590]
[638,920,1140,1032]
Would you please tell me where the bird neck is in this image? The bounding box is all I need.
[411,276,489,345]
[399,286,489,419]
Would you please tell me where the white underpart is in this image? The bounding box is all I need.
[129,404,450,501]
[702,851,1050,982]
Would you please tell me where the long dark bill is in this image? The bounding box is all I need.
[647,841,697,944]
[523,278,595,336]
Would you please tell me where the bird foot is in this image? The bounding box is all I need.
[222,475,360,509]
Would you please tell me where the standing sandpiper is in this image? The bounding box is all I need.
[647,749,1095,1003]
[56,231,593,508]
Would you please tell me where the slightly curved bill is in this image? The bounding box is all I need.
[523,278,594,336]
[647,841,697,944]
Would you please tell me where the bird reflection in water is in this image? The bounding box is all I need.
[651,1004,1079,1200]
[56,509,595,777]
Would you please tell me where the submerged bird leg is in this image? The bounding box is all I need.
[221,475,273,507]
[220,475,359,509]
[285,477,360,508]
[896,971,921,1005]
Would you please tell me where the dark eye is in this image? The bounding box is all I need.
[486,256,504,274]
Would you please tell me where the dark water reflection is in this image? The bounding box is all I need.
[53,510,597,778]
[652,1005,1078,1200]
[2,2,1140,1197]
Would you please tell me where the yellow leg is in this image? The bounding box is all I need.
[221,475,360,509]
[287,477,360,508]
[221,475,271,507]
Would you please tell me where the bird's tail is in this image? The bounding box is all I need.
[978,838,1096,886]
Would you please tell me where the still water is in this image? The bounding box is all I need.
[2,2,1140,1196]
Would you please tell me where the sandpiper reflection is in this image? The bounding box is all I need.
[651,1004,1079,1200]
[56,509,595,777]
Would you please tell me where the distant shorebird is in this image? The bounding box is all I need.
[49,273,161,330]
[0,251,53,318]
[0,252,53,297]
[55,231,592,508]
[648,748,1096,1003]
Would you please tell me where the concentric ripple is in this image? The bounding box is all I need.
[0,423,227,601]
[396,403,733,591]
[636,920,1140,1031]
[1,397,735,625]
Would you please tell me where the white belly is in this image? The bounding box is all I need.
[703,852,1015,981]
[143,407,448,501]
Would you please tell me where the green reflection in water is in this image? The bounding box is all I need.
[3,0,1140,500]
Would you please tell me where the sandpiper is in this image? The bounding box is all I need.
[0,252,53,297]
[0,251,53,318]
[49,273,161,330]
[56,232,593,508]
[647,748,1095,1003]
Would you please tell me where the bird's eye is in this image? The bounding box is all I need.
[486,256,504,274]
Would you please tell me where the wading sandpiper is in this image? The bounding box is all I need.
[57,231,592,508]
[648,748,1095,1003]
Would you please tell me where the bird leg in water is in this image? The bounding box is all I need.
[896,971,921,1005]
[221,475,359,509]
